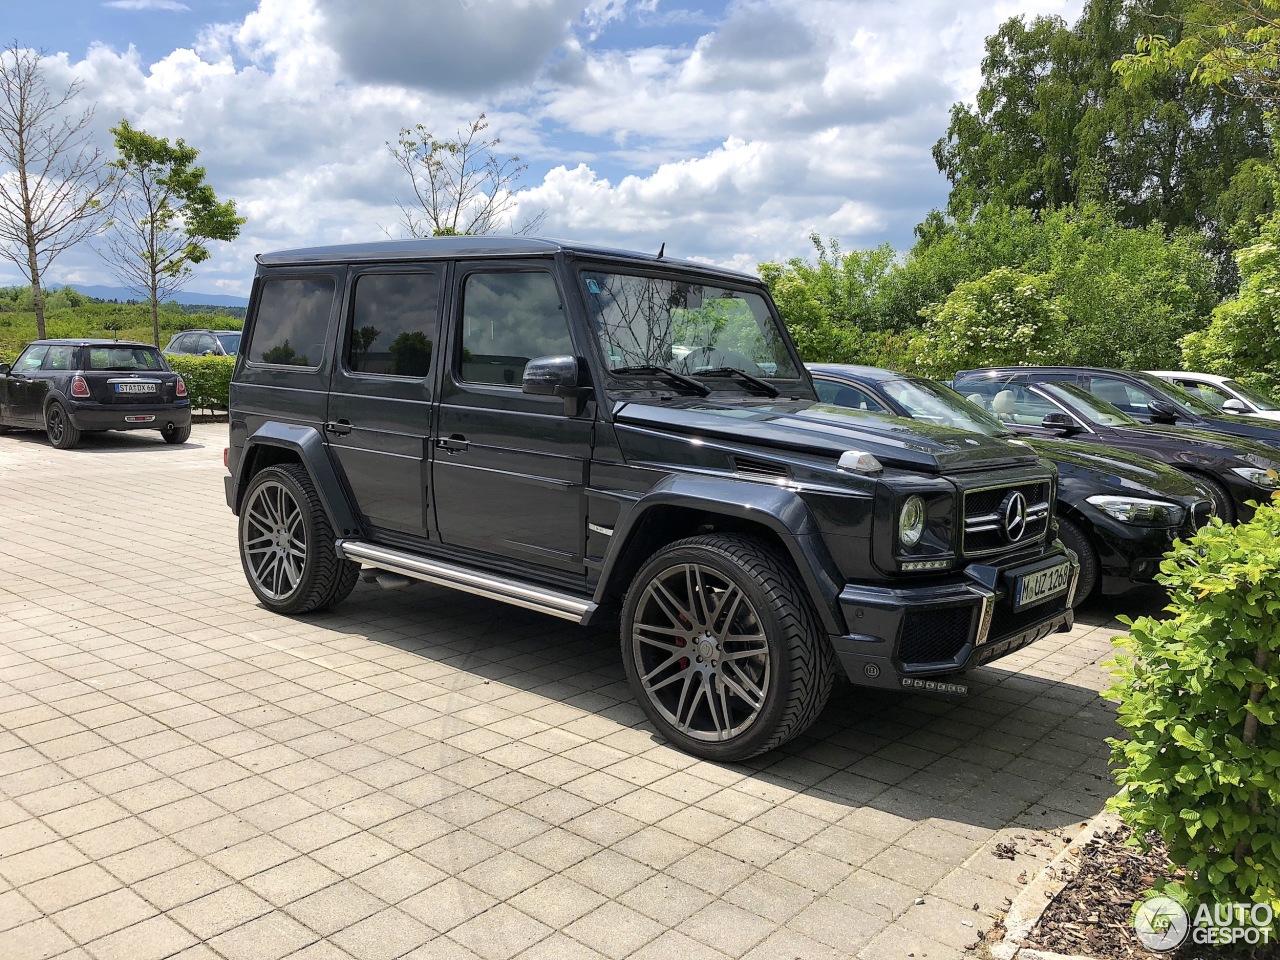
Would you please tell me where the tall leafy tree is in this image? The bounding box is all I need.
[103,120,244,346]
[0,43,115,338]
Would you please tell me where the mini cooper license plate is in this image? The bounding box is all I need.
[115,382,156,393]
[1014,560,1072,609]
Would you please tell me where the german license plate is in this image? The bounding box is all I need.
[1014,560,1072,609]
[115,382,156,393]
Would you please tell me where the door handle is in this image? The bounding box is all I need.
[436,435,469,453]
[324,420,352,436]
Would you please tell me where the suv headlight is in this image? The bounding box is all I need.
[1086,495,1184,526]
[1232,465,1280,489]
[898,496,925,547]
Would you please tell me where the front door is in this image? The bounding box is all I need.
[1,344,49,425]
[325,266,443,541]
[431,263,594,575]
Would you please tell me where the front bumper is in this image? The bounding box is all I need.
[831,549,1078,692]
[69,401,191,432]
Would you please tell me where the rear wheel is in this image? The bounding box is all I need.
[238,464,359,614]
[621,534,834,761]
[45,402,80,450]
[1056,516,1098,607]
[162,421,191,444]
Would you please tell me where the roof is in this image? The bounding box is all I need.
[170,329,241,335]
[955,366,1135,377]
[1147,370,1227,382]
[254,236,757,281]
[806,363,906,384]
[27,339,157,348]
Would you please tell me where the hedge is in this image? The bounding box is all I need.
[164,355,235,413]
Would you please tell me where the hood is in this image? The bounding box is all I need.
[1178,411,1280,444]
[613,399,1040,474]
[1128,423,1280,466]
[1026,437,1203,502]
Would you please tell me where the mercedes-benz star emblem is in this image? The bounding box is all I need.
[1001,491,1028,542]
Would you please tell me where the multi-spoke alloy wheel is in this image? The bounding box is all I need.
[237,464,359,614]
[46,402,80,449]
[621,534,834,761]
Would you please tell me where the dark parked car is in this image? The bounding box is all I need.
[952,376,1280,523]
[224,237,1078,760]
[0,340,191,449]
[163,329,242,357]
[955,365,1280,450]
[809,364,1215,604]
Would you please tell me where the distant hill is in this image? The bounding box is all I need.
[61,283,249,309]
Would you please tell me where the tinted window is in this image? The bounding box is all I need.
[194,334,217,354]
[1175,379,1230,411]
[86,347,165,370]
[958,380,1060,426]
[814,379,884,412]
[460,272,572,386]
[248,277,335,367]
[1086,377,1156,416]
[43,345,77,370]
[12,345,48,372]
[216,333,241,356]
[347,272,440,378]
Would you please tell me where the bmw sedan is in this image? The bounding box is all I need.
[0,340,192,449]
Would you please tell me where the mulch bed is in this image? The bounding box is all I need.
[1022,825,1278,959]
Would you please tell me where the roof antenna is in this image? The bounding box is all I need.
[657,242,665,259]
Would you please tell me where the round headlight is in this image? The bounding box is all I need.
[899,496,926,548]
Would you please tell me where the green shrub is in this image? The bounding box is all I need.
[165,355,234,412]
[1107,494,1280,923]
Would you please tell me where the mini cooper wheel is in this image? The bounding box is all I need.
[45,402,80,449]
[162,421,191,444]
[621,534,834,761]
[238,464,359,614]
[1056,516,1098,607]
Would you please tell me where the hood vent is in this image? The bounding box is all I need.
[733,456,790,482]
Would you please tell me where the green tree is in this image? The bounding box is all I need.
[103,120,244,346]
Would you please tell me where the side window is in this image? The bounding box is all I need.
[814,379,841,404]
[1087,377,1151,415]
[12,345,49,372]
[194,334,217,355]
[247,277,336,368]
[814,380,883,412]
[43,346,77,371]
[989,383,1057,425]
[346,272,440,378]
[459,271,572,386]
[1176,379,1228,410]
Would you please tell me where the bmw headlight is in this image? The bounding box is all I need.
[899,496,926,548]
[1231,466,1280,489]
[1086,495,1185,526]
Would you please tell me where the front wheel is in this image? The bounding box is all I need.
[1188,472,1236,525]
[46,402,80,450]
[621,535,834,761]
[238,464,359,614]
[1056,517,1098,607]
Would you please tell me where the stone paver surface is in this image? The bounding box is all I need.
[0,424,1150,959]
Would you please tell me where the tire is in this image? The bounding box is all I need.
[238,464,359,614]
[1056,516,1098,607]
[162,421,191,444]
[45,402,80,450]
[1187,472,1236,524]
[620,534,834,761]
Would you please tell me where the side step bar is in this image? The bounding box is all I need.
[335,539,597,624]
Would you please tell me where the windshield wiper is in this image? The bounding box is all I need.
[691,366,779,397]
[611,365,710,396]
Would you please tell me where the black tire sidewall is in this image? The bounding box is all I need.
[621,539,797,761]
[238,466,325,613]
[46,403,78,449]
[1057,516,1098,605]
[1188,472,1236,524]
[163,422,191,444]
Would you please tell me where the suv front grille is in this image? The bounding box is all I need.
[962,481,1050,557]
[899,607,973,666]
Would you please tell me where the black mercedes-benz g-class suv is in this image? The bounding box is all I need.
[224,237,1078,760]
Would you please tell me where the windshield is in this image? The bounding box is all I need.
[85,346,166,371]
[580,269,801,385]
[882,379,1010,438]
[217,333,241,356]
[1225,379,1280,412]
[1040,382,1138,426]
[1131,371,1220,416]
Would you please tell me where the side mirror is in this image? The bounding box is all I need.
[523,355,591,415]
[0,363,9,376]
[1222,398,1250,415]
[1041,412,1082,434]
[1147,399,1180,423]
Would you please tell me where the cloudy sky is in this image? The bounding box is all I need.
[4,0,1085,298]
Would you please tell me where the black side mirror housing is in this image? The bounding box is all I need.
[0,363,9,376]
[523,355,591,415]
[1041,412,1082,434]
[1147,399,1180,423]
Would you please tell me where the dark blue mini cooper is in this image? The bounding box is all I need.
[0,339,191,449]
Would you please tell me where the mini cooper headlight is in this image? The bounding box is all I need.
[899,496,926,548]
[1232,465,1280,489]
[1086,495,1184,526]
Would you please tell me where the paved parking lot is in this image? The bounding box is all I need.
[0,424,1144,960]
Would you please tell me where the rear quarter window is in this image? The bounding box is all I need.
[247,277,336,368]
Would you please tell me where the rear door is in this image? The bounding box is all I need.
[431,262,594,575]
[325,265,443,542]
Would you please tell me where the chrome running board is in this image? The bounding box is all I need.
[335,539,597,624]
